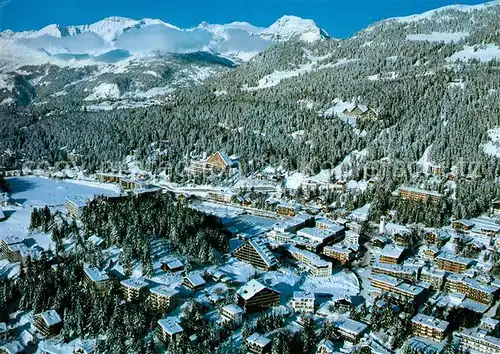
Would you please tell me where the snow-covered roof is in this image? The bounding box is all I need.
[481,317,500,328]
[150,285,179,298]
[369,273,401,287]
[0,322,6,332]
[66,196,87,208]
[221,304,243,315]
[120,278,149,290]
[158,319,183,336]
[0,341,24,354]
[372,262,417,275]
[462,277,497,294]
[396,283,425,296]
[436,253,473,266]
[380,244,405,259]
[296,226,343,243]
[237,279,277,300]
[324,244,353,255]
[384,222,410,235]
[460,329,500,347]
[87,235,104,247]
[336,317,368,335]
[459,299,489,313]
[1,234,24,245]
[246,332,271,347]
[411,313,449,331]
[398,186,443,198]
[249,238,277,267]
[293,291,315,299]
[38,309,62,327]
[185,273,206,287]
[349,203,370,221]
[289,245,331,267]
[165,258,184,269]
[84,266,109,282]
[318,339,334,351]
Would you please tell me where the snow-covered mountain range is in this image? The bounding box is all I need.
[0,15,327,68]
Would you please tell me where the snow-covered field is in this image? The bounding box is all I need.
[483,127,500,158]
[0,177,120,272]
[448,44,500,63]
[261,268,360,299]
[7,176,119,207]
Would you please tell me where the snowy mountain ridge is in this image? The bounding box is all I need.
[0,15,327,67]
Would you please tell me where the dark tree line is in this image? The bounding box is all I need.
[81,193,228,275]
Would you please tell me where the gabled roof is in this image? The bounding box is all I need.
[237,279,278,300]
[185,273,206,287]
[246,333,271,347]
[38,309,62,327]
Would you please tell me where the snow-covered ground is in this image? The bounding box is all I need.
[242,55,355,91]
[84,83,121,101]
[483,127,500,158]
[261,267,360,299]
[0,177,120,272]
[448,44,500,63]
[6,176,119,207]
[406,31,469,43]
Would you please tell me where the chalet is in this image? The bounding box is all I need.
[96,173,122,184]
[232,238,277,270]
[119,178,141,190]
[183,273,206,291]
[157,319,183,343]
[161,259,184,273]
[292,291,315,313]
[87,235,105,249]
[237,279,280,313]
[219,304,244,327]
[208,190,237,203]
[411,314,449,341]
[276,203,301,217]
[316,339,335,354]
[206,151,236,172]
[336,318,368,344]
[120,278,149,302]
[424,229,451,246]
[422,246,440,260]
[246,333,271,354]
[149,286,179,313]
[34,310,62,337]
[342,104,379,121]
[452,219,475,231]
[83,267,110,293]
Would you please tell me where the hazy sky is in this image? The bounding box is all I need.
[1,0,487,37]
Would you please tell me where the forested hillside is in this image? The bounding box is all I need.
[0,2,499,188]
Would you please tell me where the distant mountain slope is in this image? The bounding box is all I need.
[0,0,499,197]
[0,15,327,109]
